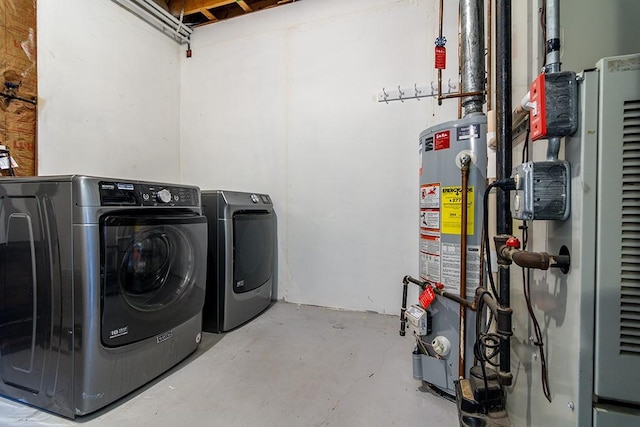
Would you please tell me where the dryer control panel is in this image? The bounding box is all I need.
[99,181,199,207]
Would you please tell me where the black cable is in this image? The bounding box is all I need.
[522,263,551,402]
[474,291,500,368]
[472,177,516,413]
[483,182,500,298]
[518,127,551,402]
[472,289,503,414]
[522,127,530,164]
[482,178,515,299]
[473,289,491,415]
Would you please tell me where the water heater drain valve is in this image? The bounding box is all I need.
[432,336,451,357]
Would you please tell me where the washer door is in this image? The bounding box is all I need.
[100,213,206,347]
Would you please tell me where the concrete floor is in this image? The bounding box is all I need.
[0,302,457,426]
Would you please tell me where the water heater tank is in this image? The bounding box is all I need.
[416,114,487,394]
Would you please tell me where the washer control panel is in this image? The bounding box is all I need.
[247,193,271,205]
[100,181,199,207]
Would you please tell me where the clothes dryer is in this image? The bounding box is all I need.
[0,176,207,418]
[201,191,275,332]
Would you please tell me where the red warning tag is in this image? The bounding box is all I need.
[434,130,450,150]
[435,46,446,69]
[419,286,436,309]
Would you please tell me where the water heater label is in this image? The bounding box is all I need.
[420,183,440,208]
[441,186,474,235]
[420,232,440,255]
[419,250,441,285]
[441,243,481,296]
[434,130,450,150]
[420,233,442,285]
[420,209,440,230]
[457,124,480,140]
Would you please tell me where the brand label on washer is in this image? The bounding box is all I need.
[110,326,128,339]
[157,330,173,344]
[117,183,134,190]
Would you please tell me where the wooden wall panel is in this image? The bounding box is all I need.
[0,0,37,176]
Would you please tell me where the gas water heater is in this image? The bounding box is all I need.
[414,114,487,395]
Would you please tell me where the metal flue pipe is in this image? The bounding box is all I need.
[460,0,486,116]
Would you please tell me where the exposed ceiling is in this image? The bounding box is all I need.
[156,0,297,27]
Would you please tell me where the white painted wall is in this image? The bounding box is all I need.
[37,0,182,182]
[180,0,461,314]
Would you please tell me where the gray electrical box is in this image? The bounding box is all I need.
[511,160,570,220]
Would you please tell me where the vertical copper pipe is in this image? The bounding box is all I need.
[487,0,492,111]
[439,0,444,42]
[458,3,462,118]
[437,0,444,105]
[459,155,471,379]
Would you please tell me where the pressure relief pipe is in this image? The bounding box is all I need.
[459,154,471,379]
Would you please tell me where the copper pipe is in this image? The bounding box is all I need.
[435,287,476,310]
[438,71,443,106]
[458,3,462,118]
[403,275,478,311]
[487,0,492,110]
[439,90,485,101]
[439,0,444,39]
[437,0,444,106]
[459,155,471,379]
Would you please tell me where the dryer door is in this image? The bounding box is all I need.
[232,210,275,293]
[100,213,206,347]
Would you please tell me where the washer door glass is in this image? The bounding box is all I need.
[100,213,206,347]
[120,230,185,310]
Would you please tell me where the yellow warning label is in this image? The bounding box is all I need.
[441,186,474,235]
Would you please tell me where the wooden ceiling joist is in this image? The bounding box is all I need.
[237,1,252,12]
[167,0,294,26]
[199,7,218,21]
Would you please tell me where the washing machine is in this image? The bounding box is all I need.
[201,190,276,333]
[0,175,207,418]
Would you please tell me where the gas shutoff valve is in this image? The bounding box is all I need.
[494,235,570,273]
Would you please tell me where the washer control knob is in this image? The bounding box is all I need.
[250,194,260,203]
[157,188,172,203]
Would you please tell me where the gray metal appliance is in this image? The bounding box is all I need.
[201,190,275,333]
[413,114,488,395]
[0,175,207,418]
[507,53,640,426]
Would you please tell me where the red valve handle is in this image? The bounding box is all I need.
[506,236,521,249]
